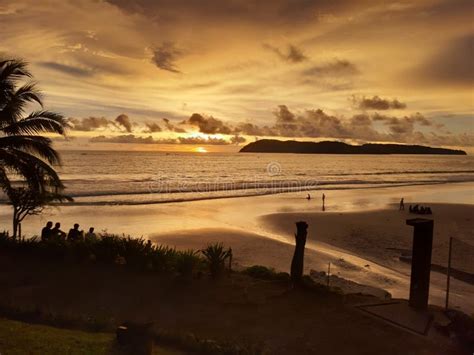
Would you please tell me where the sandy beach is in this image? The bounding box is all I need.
[0,182,473,312]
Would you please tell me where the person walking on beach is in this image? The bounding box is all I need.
[307,193,311,200]
[399,198,405,211]
[67,223,83,241]
[322,193,326,211]
[41,221,53,241]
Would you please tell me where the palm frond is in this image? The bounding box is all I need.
[2,111,67,136]
[0,59,32,84]
[0,82,43,126]
[0,135,61,165]
[0,149,63,192]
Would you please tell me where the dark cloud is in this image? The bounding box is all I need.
[417,34,474,86]
[274,105,296,122]
[303,59,359,76]
[354,95,407,110]
[68,116,112,131]
[38,62,93,77]
[144,122,162,133]
[162,118,186,133]
[263,43,308,63]
[106,0,361,27]
[115,114,133,132]
[372,113,432,135]
[151,42,182,73]
[234,122,276,136]
[183,113,233,134]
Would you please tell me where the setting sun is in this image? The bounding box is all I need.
[195,147,207,153]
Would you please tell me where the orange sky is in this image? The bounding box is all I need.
[1,0,472,152]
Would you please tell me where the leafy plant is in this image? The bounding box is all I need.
[175,249,201,279]
[201,243,232,278]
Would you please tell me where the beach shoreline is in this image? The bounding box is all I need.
[0,182,473,312]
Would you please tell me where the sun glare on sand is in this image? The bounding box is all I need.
[195,147,208,153]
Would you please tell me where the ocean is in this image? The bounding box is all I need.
[30,150,474,205]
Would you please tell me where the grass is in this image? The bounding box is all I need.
[0,317,184,354]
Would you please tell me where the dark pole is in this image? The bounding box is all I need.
[406,218,434,310]
[291,221,308,285]
[445,237,453,310]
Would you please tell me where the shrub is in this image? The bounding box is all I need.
[243,265,290,281]
[201,243,232,278]
[175,249,201,279]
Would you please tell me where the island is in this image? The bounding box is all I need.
[239,139,467,155]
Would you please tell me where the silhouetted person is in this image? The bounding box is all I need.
[409,205,413,213]
[426,207,432,215]
[41,221,53,241]
[419,206,426,214]
[51,223,66,240]
[322,193,326,211]
[85,227,97,241]
[399,198,405,211]
[67,223,83,241]
[413,205,419,213]
[306,193,311,200]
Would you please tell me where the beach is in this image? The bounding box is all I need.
[0,181,473,313]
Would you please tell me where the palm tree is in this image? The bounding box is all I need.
[0,58,68,195]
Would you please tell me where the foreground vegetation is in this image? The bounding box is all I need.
[0,232,233,279]
[0,318,183,355]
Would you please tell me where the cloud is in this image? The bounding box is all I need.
[230,135,246,144]
[90,134,158,144]
[89,134,234,145]
[353,95,407,110]
[106,0,360,27]
[372,113,432,135]
[144,122,162,133]
[38,61,93,77]
[183,113,233,134]
[162,118,186,133]
[303,59,359,76]
[263,43,308,63]
[274,105,296,122]
[115,114,133,132]
[417,34,474,86]
[68,116,113,131]
[177,136,230,145]
[151,42,182,73]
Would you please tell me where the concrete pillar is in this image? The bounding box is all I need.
[406,218,434,310]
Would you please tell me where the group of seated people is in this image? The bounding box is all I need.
[408,205,433,215]
[41,221,97,242]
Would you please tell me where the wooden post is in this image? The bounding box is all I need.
[291,221,308,285]
[445,237,453,310]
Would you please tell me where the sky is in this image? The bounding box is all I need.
[0,0,473,152]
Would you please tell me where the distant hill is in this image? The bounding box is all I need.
[239,139,467,155]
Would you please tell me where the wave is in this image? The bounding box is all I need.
[2,179,471,207]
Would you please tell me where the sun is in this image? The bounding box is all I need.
[194,147,208,153]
